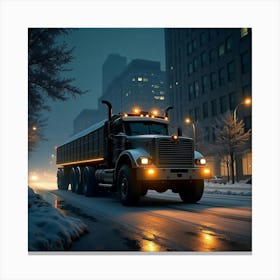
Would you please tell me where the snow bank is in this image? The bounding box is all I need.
[204,182,252,196]
[28,187,88,251]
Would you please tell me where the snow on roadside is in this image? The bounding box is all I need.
[204,181,252,196]
[28,187,88,251]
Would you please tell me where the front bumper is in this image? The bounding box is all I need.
[136,166,211,181]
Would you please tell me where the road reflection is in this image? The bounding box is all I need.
[198,229,218,251]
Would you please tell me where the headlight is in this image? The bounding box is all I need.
[195,158,207,165]
[141,157,149,165]
[137,156,151,165]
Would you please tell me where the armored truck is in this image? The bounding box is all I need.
[56,100,211,205]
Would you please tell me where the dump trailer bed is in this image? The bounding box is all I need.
[56,119,106,166]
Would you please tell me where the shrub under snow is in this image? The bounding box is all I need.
[28,187,88,251]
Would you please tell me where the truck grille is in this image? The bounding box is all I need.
[157,138,194,167]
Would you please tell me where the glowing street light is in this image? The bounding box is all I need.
[32,125,37,131]
[185,117,196,148]
[233,97,252,121]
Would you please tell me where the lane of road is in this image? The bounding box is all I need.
[35,188,252,252]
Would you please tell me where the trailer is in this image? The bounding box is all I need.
[56,100,211,205]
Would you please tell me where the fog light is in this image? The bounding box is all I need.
[202,168,211,177]
[147,168,155,176]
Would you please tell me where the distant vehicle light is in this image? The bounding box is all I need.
[30,175,38,181]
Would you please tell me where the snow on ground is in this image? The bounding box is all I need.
[28,187,88,251]
[204,181,252,196]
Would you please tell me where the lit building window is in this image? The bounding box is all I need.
[240,28,248,38]
[143,78,149,82]
[137,77,143,82]
[132,78,136,81]
[242,151,252,175]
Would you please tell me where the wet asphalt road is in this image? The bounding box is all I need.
[36,188,252,252]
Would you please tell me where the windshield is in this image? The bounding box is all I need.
[124,121,168,136]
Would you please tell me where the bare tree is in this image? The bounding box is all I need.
[213,112,251,184]
[28,28,86,152]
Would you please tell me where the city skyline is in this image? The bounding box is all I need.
[28,28,166,181]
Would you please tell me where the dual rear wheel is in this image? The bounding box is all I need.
[60,166,99,196]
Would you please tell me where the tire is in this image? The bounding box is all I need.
[117,165,140,206]
[178,180,204,203]
[57,169,68,190]
[82,166,99,197]
[74,167,83,194]
[70,167,77,193]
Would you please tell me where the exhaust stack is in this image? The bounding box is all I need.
[164,106,173,118]
[102,100,112,120]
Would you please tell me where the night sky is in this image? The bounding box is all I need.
[28,28,166,180]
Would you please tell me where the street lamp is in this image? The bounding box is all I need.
[185,117,196,148]
[233,97,252,121]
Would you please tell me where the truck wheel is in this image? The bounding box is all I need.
[57,169,68,190]
[70,167,77,193]
[83,166,99,197]
[178,180,204,203]
[117,165,140,206]
[74,167,83,194]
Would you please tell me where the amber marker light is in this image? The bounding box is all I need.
[202,168,211,178]
[133,107,140,114]
[146,168,155,176]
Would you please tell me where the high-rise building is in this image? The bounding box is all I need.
[102,54,127,94]
[165,28,252,179]
[101,59,166,115]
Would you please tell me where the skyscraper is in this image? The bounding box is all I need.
[102,54,127,94]
[101,59,166,115]
[165,28,252,179]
